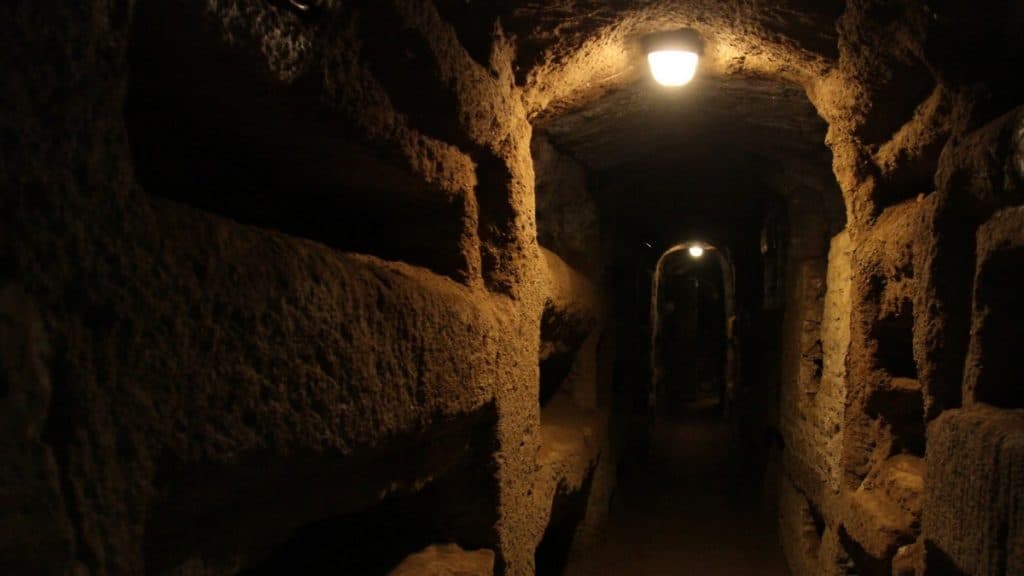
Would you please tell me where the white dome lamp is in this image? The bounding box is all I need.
[645,29,702,87]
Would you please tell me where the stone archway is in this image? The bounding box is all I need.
[649,242,737,421]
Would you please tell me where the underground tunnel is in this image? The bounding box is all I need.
[2,1,1023,575]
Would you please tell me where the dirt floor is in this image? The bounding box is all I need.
[566,400,790,575]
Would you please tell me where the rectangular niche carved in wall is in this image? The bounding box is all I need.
[844,265,927,490]
[872,294,917,380]
[125,0,477,283]
[872,282,925,458]
[966,207,1024,408]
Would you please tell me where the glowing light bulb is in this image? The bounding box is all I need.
[647,50,699,86]
[688,245,705,258]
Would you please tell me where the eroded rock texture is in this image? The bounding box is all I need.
[503,0,1019,574]
[3,0,1021,575]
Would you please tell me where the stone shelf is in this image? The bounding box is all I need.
[535,392,606,512]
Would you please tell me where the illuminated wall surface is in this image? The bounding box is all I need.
[3,1,1023,575]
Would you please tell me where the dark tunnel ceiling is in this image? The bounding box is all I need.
[539,74,832,179]
[533,73,847,249]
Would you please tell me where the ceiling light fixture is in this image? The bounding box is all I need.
[688,244,705,258]
[644,29,702,87]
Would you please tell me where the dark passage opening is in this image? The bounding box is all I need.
[535,473,596,576]
[125,0,473,281]
[540,349,577,408]
[872,298,918,380]
[535,69,844,575]
[655,254,727,415]
[240,487,442,576]
[974,247,1024,408]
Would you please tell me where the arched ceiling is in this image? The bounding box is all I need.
[498,0,844,118]
[438,0,851,245]
[486,0,850,259]
[476,0,845,192]
[538,74,830,177]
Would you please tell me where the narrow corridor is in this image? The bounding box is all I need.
[7,2,1022,574]
[568,402,788,575]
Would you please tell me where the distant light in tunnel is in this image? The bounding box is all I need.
[688,245,705,258]
[647,50,698,86]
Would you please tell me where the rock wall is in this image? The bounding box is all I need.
[4,1,1021,575]
[920,206,1024,576]
[778,2,1024,575]
[781,231,849,508]
[0,1,608,574]
[532,135,600,280]
[532,128,609,572]
[508,1,1021,571]
[514,1,1023,572]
